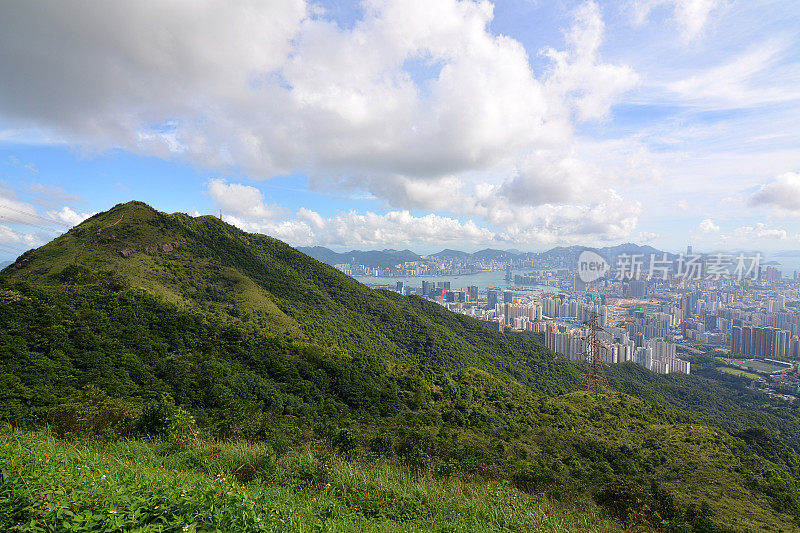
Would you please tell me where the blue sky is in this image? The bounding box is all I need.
[1,0,799,260]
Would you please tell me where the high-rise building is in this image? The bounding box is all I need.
[790,336,800,358]
[487,290,499,310]
[395,281,404,294]
[467,285,478,302]
[731,326,742,356]
[503,290,514,304]
[742,326,753,357]
[754,327,764,357]
[628,280,646,298]
[422,280,431,296]
[776,330,789,360]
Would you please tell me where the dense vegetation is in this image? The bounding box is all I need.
[2,201,800,531]
[607,359,800,451]
[1,427,621,532]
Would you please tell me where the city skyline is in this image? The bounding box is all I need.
[1,0,800,261]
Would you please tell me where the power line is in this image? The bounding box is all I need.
[0,215,67,233]
[0,241,28,252]
[0,203,72,229]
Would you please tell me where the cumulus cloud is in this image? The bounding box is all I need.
[698,218,719,233]
[225,209,498,247]
[731,222,789,240]
[748,172,800,214]
[0,0,644,246]
[45,206,95,227]
[0,189,88,255]
[206,178,286,220]
[216,181,640,247]
[543,1,640,122]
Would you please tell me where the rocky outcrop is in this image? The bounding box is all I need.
[122,238,187,258]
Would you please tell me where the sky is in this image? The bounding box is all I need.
[1,0,799,260]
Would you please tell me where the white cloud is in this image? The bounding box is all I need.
[0,189,89,253]
[0,0,643,246]
[0,224,20,244]
[0,196,42,226]
[748,172,800,215]
[225,209,498,247]
[664,40,800,109]
[0,224,47,251]
[731,222,789,241]
[206,178,287,220]
[544,1,640,122]
[8,155,38,174]
[28,183,85,209]
[633,0,724,41]
[698,218,719,233]
[45,206,94,227]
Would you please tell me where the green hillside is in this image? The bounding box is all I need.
[2,201,800,531]
[2,201,574,392]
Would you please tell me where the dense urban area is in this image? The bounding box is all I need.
[323,245,800,400]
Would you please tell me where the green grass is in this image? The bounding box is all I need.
[737,361,788,374]
[717,367,762,380]
[1,428,618,532]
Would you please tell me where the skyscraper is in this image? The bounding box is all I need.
[422,280,431,296]
[487,290,498,310]
[503,290,513,304]
[467,285,478,302]
[731,326,742,356]
[742,326,753,357]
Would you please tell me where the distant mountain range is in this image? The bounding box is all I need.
[300,243,670,268]
[296,246,421,268]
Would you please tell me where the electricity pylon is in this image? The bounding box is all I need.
[579,312,610,397]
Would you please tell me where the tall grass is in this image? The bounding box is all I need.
[1,428,619,532]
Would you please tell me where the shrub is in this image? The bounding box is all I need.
[368,435,393,456]
[49,385,140,438]
[332,428,358,456]
[134,394,196,442]
[511,466,554,494]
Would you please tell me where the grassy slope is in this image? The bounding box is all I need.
[1,428,617,533]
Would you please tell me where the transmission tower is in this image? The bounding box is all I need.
[579,312,610,396]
